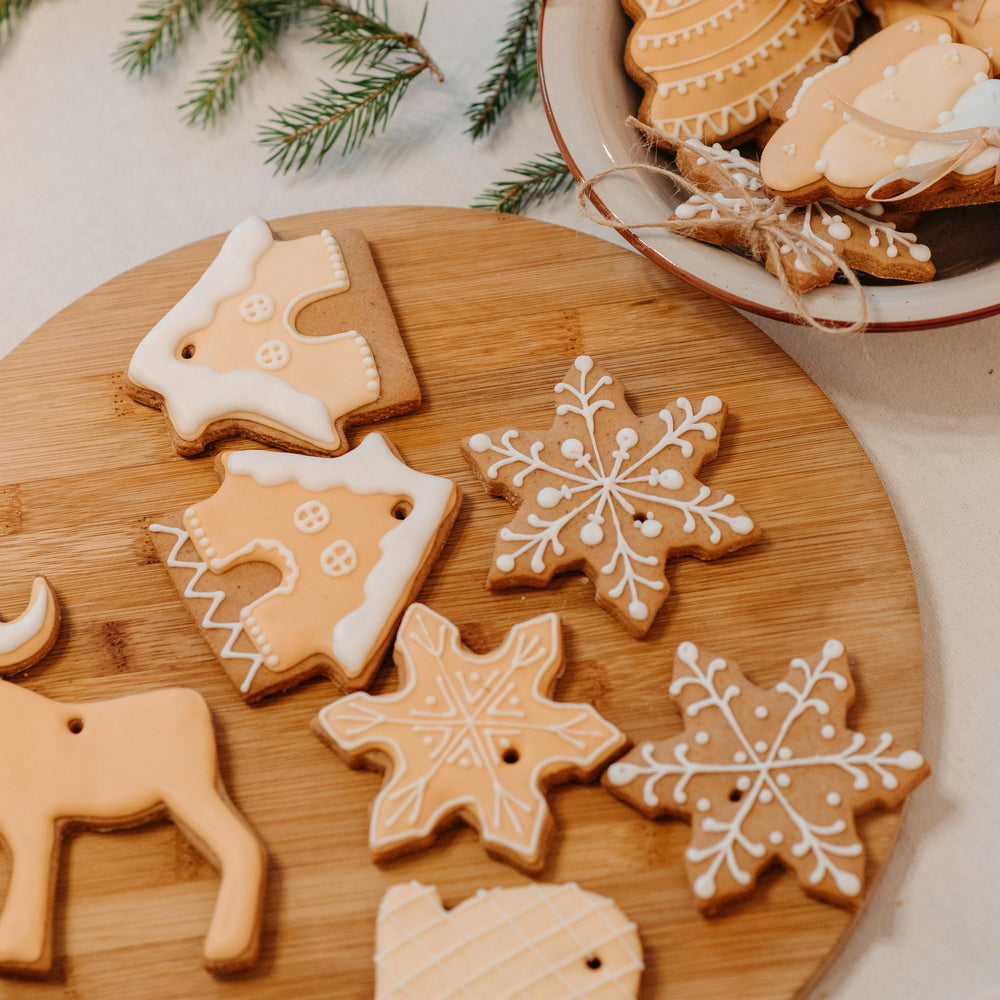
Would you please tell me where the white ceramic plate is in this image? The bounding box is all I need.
[538,0,1000,330]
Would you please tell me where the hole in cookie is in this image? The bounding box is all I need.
[67,717,84,734]
[729,788,743,802]
[391,500,412,521]
[633,512,646,523]
[502,748,520,764]
[585,956,602,971]
[181,344,196,359]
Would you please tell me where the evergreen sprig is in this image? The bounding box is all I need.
[0,0,38,43]
[259,0,442,171]
[180,0,299,125]
[310,0,438,75]
[259,59,426,171]
[473,152,574,215]
[466,0,539,140]
[114,0,205,75]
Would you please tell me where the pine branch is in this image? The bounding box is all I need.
[473,152,574,214]
[466,0,540,140]
[258,59,427,171]
[310,0,441,79]
[0,0,37,43]
[179,0,299,125]
[114,0,205,76]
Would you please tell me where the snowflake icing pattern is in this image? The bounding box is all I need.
[315,603,627,871]
[462,356,759,636]
[605,640,929,909]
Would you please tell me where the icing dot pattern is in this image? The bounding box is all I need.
[605,640,929,909]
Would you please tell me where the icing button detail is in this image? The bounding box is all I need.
[255,339,291,371]
[239,293,275,324]
[293,500,332,534]
[320,539,358,577]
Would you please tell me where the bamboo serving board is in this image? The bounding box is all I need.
[0,207,924,1000]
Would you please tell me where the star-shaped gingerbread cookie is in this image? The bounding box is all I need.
[314,604,628,872]
[604,639,929,911]
[461,356,761,637]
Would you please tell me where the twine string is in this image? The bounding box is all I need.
[576,118,868,334]
[825,91,1000,201]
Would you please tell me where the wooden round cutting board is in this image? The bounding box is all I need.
[0,207,924,1000]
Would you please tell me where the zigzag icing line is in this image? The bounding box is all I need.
[150,523,263,693]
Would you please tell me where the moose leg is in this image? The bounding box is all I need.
[0,821,58,972]
[164,785,266,973]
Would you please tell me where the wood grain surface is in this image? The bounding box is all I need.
[0,207,924,1000]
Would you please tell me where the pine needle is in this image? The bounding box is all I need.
[0,0,37,43]
[466,0,539,140]
[258,59,427,171]
[179,0,298,126]
[473,152,574,214]
[257,0,442,170]
[310,0,441,79]
[114,0,205,75]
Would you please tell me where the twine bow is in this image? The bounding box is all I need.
[826,91,1000,201]
[576,117,869,334]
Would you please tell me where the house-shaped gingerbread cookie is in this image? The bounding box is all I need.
[125,216,420,456]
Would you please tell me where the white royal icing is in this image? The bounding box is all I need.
[675,138,931,270]
[607,639,926,902]
[469,356,753,624]
[128,215,350,446]
[151,434,456,692]
[902,77,1000,176]
[0,582,48,655]
[374,881,644,1000]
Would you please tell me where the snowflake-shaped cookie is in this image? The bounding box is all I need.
[314,603,627,872]
[605,640,929,910]
[461,356,760,636]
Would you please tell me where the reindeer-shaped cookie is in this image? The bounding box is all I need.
[0,577,266,975]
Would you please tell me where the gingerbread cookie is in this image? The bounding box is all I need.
[126,216,420,456]
[461,356,760,637]
[864,0,1000,74]
[673,138,934,290]
[150,433,460,701]
[605,639,929,911]
[374,882,644,999]
[760,16,1000,209]
[0,578,266,974]
[315,604,627,872]
[622,0,858,144]
[0,575,60,674]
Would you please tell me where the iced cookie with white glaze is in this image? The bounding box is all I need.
[864,0,1000,74]
[604,639,930,912]
[125,216,420,456]
[315,604,627,873]
[760,16,1000,209]
[461,356,760,638]
[672,138,935,289]
[0,578,266,975]
[374,882,644,999]
[150,433,460,701]
[623,0,858,144]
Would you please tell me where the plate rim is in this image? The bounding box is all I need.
[537,0,1000,332]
